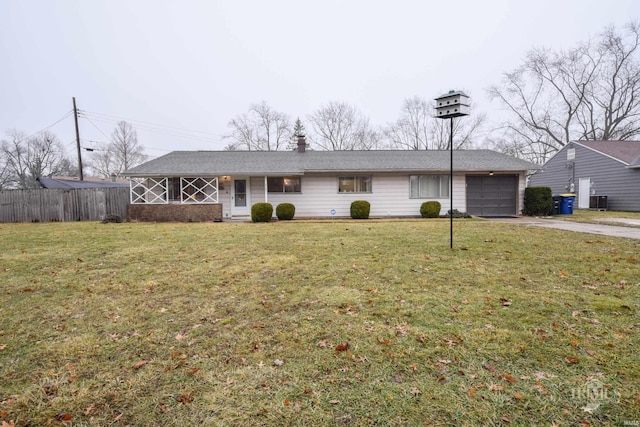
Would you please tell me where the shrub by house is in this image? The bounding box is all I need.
[251,203,273,222]
[523,187,552,216]
[276,203,295,220]
[350,200,371,219]
[420,201,441,218]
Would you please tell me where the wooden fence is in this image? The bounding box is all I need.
[0,187,130,223]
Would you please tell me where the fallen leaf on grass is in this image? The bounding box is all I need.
[133,360,149,370]
[468,383,483,398]
[410,387,422,396]
[274,359,284,366]
[177,392,194,406]
[488,383,504,392]
[442,336,463,346]
[564,357,579,364]
[335,343,350,352]
[316,340,327,348]
[55,412,73,421]
[483,363,496,373]
[501,373,517,384]
[329,399,340,404]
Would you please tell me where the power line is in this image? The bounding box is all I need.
[82,115,112,141]
[14,111,74,143]
[81,110,226,138]
[78,118,174,154]
[79,110,227,145]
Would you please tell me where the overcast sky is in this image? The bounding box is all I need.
[1,0,639,160]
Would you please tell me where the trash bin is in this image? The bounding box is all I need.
[559,193,576,214]
[551,195,562,215]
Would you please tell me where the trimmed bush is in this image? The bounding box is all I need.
[445,209,472,218]
[251,202,273,223]
[420,201,441,218]
[101,214,122,224]
[276,203,296,220]
[523,186,553,216]
[350,200,371,219]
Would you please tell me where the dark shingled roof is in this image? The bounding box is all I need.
[576,140,640,166]
[124,150,540,177]
[37,177,130,189]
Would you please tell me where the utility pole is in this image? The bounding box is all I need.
[73,97,84,181]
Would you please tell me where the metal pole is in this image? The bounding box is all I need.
[450,117,453,249]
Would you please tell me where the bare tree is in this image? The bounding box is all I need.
[0,152,12,190]
[385,96,486,150]
[308,101,382,150]
[89,143,120,178]
[579,24,640,140]
[385,97,431,150]
[0,129,73,189]
[226,101,292,151]
[486,127,558,165]
[488,22,640,162]
[90,121,147,178]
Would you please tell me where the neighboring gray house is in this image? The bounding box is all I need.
[123,139,539,221]
[529,140,640,212]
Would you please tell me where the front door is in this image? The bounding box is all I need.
[231,177,251,216]
[578,177,590,209]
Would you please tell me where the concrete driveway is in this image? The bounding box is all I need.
[487,217,640,240]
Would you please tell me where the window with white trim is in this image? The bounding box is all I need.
[338,176,372,193]
[409,175,449,198]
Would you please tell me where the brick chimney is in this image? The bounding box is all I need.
[297,135,307,153]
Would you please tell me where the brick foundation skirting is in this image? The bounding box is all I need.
[127,204,223,222]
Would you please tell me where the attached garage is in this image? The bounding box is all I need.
[466,175,518,216]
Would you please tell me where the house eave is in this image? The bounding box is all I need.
[123,172,304,178]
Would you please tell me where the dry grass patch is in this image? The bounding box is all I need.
[0,220,638,426]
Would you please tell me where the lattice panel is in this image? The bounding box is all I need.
[181,177,218,203]
[130,178,168,204]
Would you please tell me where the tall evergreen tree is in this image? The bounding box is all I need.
[288,117,308,150]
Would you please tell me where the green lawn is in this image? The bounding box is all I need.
[1,220,638,426]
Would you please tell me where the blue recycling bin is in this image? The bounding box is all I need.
[559,194,575,214]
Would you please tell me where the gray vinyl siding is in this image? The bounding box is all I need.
[530,144,640,211]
